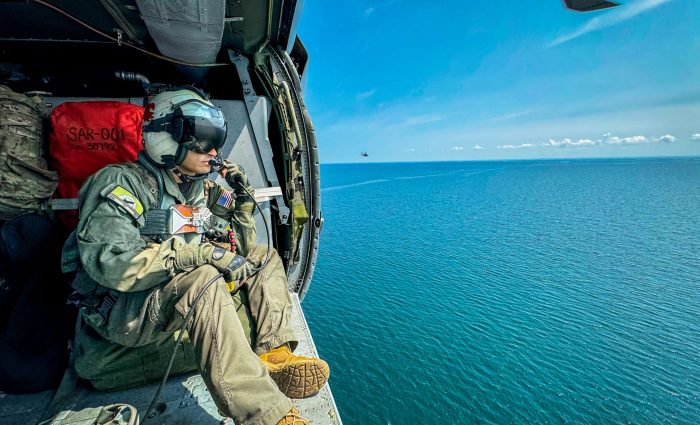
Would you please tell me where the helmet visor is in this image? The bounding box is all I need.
[177,102,228,153]
[182,116,228,153]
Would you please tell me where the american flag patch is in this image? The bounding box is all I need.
[216,190,234,209]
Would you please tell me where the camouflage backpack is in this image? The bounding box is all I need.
[0,85,58,220]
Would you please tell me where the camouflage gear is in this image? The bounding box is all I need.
[65,161,297,425]
[0,85,58,219]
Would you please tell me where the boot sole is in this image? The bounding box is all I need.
[268,359,330,399]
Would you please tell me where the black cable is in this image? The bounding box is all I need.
[142,271,224,422]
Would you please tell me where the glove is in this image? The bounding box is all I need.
[173,242,236,270]
[222,161,254,201]
[224,257,256,282]
[173,243,255,282]
[207,245,256,283]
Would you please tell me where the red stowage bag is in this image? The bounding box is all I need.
[49,101,144,229]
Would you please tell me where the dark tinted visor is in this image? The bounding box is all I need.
[173,101,227,153]
[182,116,228,153]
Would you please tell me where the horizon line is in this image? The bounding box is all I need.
[321,154,700,166]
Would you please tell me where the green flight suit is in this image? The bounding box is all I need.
[63,161,296,425]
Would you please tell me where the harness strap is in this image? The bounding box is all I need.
[97,290,119,322]
[139,207,229,235]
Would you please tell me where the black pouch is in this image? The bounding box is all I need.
[0,213,57,325]
[0,212,75,393]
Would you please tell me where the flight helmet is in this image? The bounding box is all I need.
[142,87,227,169]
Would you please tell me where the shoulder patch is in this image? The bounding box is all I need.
[216,189,234,209]
[106,186,144,219]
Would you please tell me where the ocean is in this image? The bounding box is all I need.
[302,157,700,424]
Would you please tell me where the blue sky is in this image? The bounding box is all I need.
[297,0,700,163]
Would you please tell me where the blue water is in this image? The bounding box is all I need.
[302,157,700,424]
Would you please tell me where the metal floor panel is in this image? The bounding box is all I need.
[0,390,54,425]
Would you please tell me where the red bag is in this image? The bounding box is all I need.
[49,101,144,229]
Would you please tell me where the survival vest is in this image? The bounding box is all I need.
[49,101,144,229]
[0,86,59,220]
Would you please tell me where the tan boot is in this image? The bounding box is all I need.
[276,407,310,425]
[259,345,330,399]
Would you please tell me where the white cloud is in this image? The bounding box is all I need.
[450,146,464,151]
[473,145,485,150]
[536,133,678,149]
[402,148,416,152]
[550,0,674,47]
[692,134,700,141]
[601,134,648,145]
[497,143,537,149]
[541,138,599,147]
[355,90,376,101]
[542,138,565,147]
[364,7,375,17]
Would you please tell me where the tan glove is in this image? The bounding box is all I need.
[173,243,218,270]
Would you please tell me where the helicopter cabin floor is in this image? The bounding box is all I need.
[0,293,342,425]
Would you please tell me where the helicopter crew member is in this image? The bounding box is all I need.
[62,88,328,425]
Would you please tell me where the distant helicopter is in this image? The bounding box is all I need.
[361,152,368,157]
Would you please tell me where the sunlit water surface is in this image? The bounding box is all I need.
[303,157,700,424]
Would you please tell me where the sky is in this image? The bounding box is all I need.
[296,0,700,163]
